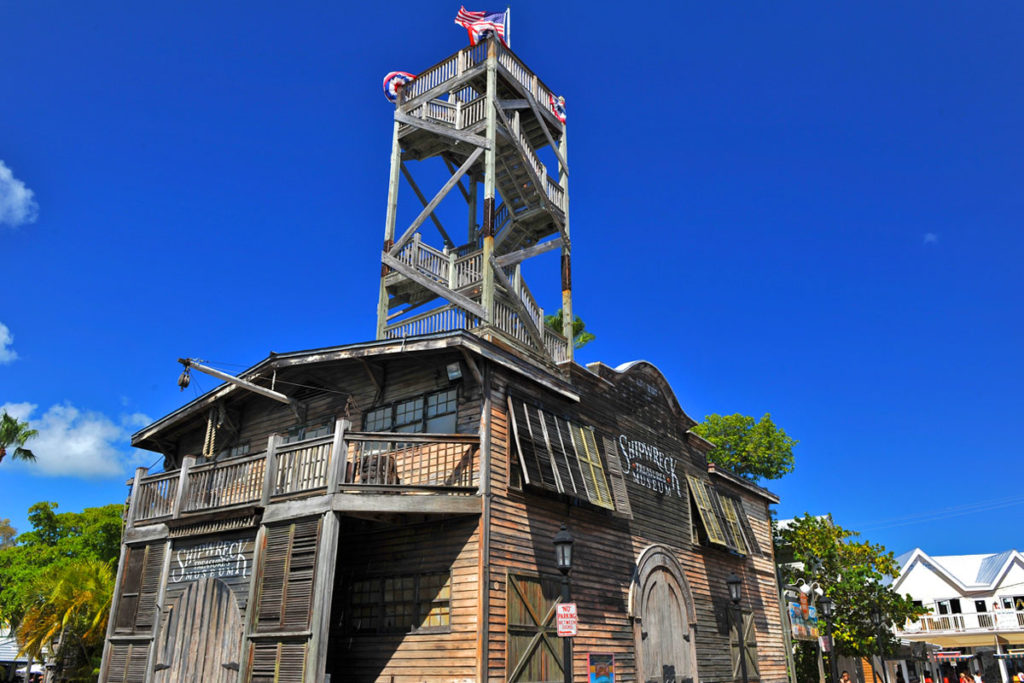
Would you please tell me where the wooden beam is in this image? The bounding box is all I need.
[442,156,472,202]
[488,255,547,353]
[395,111,492,151]
[390,147,484,256]
[399,63,486,112]
[331,492,481,515]
[400,163,455,249]
[381,251,488,320]
[524,91,569,176]
[497,98,530,110]
[359,359,381,394]
[494,237,563,267]
[459,348,483,385]
[179,359,306,416]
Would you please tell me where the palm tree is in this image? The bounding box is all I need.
[17,559,114,680]
[0,412,37,464]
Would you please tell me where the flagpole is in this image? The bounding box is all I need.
[505,6,510,48]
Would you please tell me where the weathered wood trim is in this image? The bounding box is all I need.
[398,62,487,112]
[477,360,493,682]
[127,467,145,528]
[493,237,563,268]
[124,524,169,545]
[395,111,493,151]
[381,251,488,319]
[260,434,279,507]
[305,511,339,683]
[239,524,267,682]
[261,495,333,524]
[145,539,173,682]
[330,493,481,515]
[325,418,350,495]
[459,348,484,385]
[171,456,195,519]
[99,541,130,681]
[390,146,484,255]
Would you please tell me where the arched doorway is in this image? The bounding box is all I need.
[630,546,699,683]
[154,577,243,683]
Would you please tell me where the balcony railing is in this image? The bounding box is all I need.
[900,610,1024,635]
[129,420,480,524]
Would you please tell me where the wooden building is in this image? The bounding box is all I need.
[100,37,788,683]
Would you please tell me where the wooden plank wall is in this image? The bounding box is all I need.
[327,516,481,682]
[485,362,788,683]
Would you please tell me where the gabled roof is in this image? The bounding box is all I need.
[894,547,1024,593]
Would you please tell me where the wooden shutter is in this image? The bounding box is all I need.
[730,612,760,681]
[573,426,613,509]
[256,519,321,633]
[602,436,633,519]
[249,642,307,683]
[105,642,149,683]
[507,397,543,486]
[733,497,762,556]
[135,543,165,631]
[686,475,728,546]
[720,495,752,556]
[114,547,146,632]
[506,573,564,683]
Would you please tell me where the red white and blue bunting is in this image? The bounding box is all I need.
[382,71,416,102]
[549,94,566,123]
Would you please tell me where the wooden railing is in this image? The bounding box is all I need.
[133,472,179,522]
[342,433,478,490]
[399,42,488,105]
[394,235,450,285]
[127,424,481,524]
[183,454,265,512]
[384,303,481,339]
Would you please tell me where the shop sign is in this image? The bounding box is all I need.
[618,434,682,497]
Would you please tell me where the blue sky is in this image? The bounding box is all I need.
[2,1,1022,559]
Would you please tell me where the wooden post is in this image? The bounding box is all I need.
[481,36,497,325]
[127,466,147,528]
[326,418,351,494]
[558,126,572,361]
[172,456,196,519]
[377,118,403,339]
[144,539,174,682]
[468,173,478,245]
[448,249,458,289]
[260,434,280,507]
[306,511,340,683]
[239,524,267,683]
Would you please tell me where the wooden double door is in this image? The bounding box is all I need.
[634,547,699,683]
[154,577,244,683]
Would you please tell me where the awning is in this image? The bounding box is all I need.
[929,652,976,662]
[995,652,1024,660]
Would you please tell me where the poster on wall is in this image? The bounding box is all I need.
[588,653,615,683]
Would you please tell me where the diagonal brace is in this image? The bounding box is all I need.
[400,163,455,249]
[390,147,484,256]
[488,255,546,353]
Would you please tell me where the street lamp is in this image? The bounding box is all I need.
[820,595,840,683]
[553,524,574,683]
[727,573,750,683]
[872,608,888,683]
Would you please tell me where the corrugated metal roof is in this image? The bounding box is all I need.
[977,549,1014,584]
[0,629,25,663]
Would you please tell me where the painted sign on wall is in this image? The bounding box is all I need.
[588,653,615,683]
[618,435,682,497]
[170,540,250,583]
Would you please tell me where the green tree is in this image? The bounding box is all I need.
[777,514,925,663]
[543,309,595,349]
[691,413,796,481]
[17,558,113,681]
[0,412,38,464]
[0,502,122,680]
[0,520,15,550]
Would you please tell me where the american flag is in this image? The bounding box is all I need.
[454,6,509,46]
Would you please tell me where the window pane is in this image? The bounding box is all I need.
[365,407,390,432]
[427,389,457,417]
[426,413,456,434]
[395,398,424,428]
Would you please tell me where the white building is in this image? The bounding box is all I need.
[892,548,1024,683]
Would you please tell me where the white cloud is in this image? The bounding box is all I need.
[0,322,16,364]
[0,402,153,479]
[0,161,39,227]
[923,233,939,245]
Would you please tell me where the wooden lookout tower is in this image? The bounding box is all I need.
[376,36,573,365]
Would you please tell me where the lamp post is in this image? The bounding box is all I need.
[872,608,888,683]
[553,524,575,683]
[820,595,840,683]
[728,573,750,683]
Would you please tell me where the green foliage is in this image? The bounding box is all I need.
[543,309,595,349]
[0,519,15,550]
[0,501,122,679]
[0,411,38,464]
[777,514,926,658]
[691,413,796,481]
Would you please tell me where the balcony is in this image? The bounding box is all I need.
[128,423,481,526]
[899,611,1024,643]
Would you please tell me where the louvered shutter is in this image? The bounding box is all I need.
[602,436,633,519]
[249,642,307,683]
[687,475,728,545]
[105,642,150,683]
[507,397,543,486]
[135,543,165,631]
[733,497,762,556]
[574,426,613,509]
[256,518,320,632]
[114,547,146,632]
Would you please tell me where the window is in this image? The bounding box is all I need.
[346,571,452,633]
[363,388,459,434]
[507,396,620,511]
[281,419,334,444]
[687,476,758,556]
